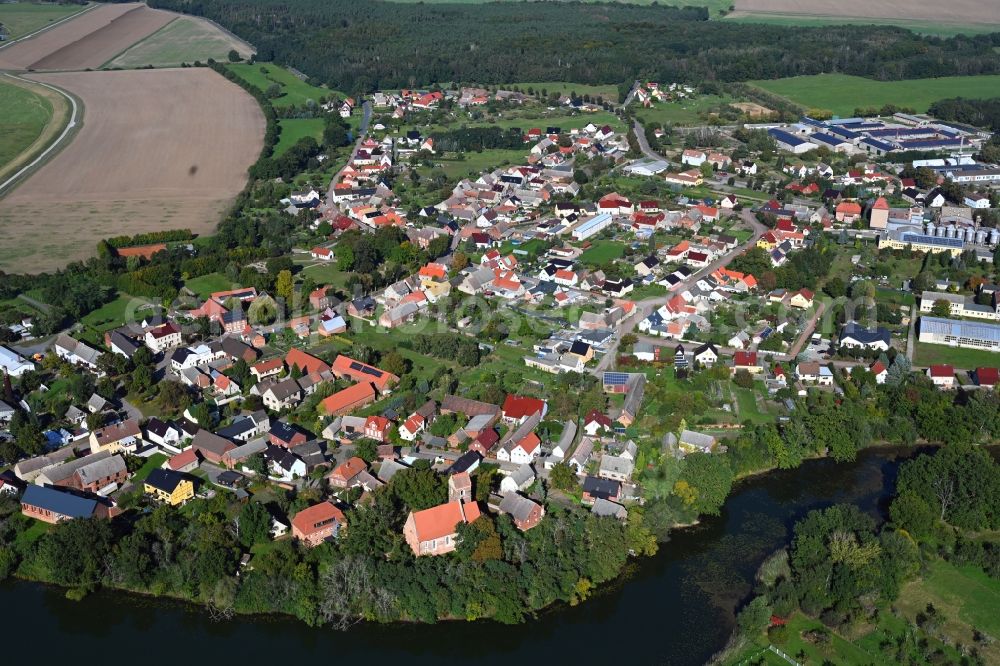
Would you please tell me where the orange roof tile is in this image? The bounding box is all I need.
[411,501,481,542]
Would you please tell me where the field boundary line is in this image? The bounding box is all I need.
[99,14,179,69]
[0,1,99,52]
[0,73,80,197]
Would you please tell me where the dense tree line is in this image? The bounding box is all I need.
[432,127,524,153]
[403,334,481,367]
[0,456,656,625]
[105,230,194,248]
[140,0,1000,93]
[928,97,1000,132]
[928,97,1000,162]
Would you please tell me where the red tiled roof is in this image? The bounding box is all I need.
[410,501,481,542]
[285,348,330,375]
[929,364,954,378]
[976,367,999,385]
[502,394,546,420]
[167,448,199,470]
[319,382,376,415]
[734,351,758,367]
[291,502,345,536]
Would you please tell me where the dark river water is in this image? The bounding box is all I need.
[0,446,921,665]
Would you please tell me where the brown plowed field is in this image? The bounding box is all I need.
[0,68,265,273]
[732,0,1000,24]
[28,4,175,71]
[0,2,137,70]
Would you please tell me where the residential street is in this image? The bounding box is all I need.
[591,207,768,375]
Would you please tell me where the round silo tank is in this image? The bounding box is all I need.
[936,224,946,237]
[976,229,987,245]
[992,228,1000,245]
[925,222,936,236]
[965,227,976,243]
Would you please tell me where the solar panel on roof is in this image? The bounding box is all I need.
[901,233,964,249]
[603,372,629,386]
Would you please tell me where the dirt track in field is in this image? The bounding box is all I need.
[0,68,265,273]
[732,0,1000,24]
[28,4,175,71]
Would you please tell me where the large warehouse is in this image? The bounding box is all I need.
[918,316,1000,352]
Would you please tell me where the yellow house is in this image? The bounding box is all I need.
[144,468,195,506]
[417,263,452,302]
[89,419,142,454]
[756,232,779,250]
[788,289,815,310]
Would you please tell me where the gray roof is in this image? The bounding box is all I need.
[37,450,112,485]
[510,463,535,486]
[192,429,235,457]
[555,419,577,453]
[591,498,628,519]
[227,438,268,461]
[599,455,634,479]
[570,437,594,467]
[498,492,541,522]
[55,334,102,366]
[377,459,407,482]
[75,454,127,486]
[679,429,717,451]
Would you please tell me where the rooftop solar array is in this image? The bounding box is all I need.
[603,372,629,386]
[349,361,384,377]
[900,233,964,249]
[921,317,1000,343]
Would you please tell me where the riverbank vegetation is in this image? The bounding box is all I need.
[0,463,658,625]
[716,445,1000,665]
[639,363,1000,534]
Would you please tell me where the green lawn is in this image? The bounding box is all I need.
[106,16,252,68]
[133,453,168,483]
[298,262,356,291]
[914,342,1000,370]
[734,386,776,424]
[227,63,336,107]
[750,73,1000,118]
[634,94,734,127]
[0,1,91,39]
[431,148,529,180]
[725,13,1000,37]
[79,293,152,333]
[773,612,875,665]
[14,518,50,550]
[0,78,53,173]
[184,272,233,299]
[275,118,325,156]
[579,240,626,266]
[896,559,1000,664]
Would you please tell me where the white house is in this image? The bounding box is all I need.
[398,413,426,442]
[499,464,535,494]
[693,343,718,367]
[496,434,541,465]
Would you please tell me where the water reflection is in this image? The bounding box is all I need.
[3,447,923,665]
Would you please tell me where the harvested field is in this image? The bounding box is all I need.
[731,0,1000,26]
[0,68,265,273]
[27,4,174,71]
[107,15,253,68]
[0,2,135,70]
